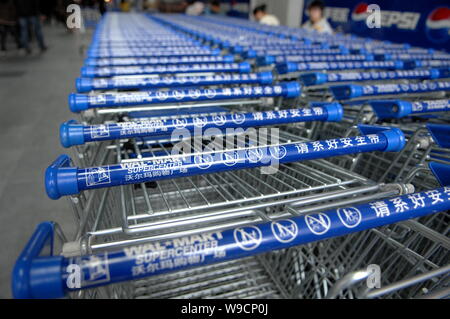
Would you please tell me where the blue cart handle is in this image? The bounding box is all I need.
[68,82,301,113]
[370,99,450,119]
[46,125,405,199]
[81,62,251,78]
[15,162,450,298]
[75,72,273,93]
[300,69,443,86]
[276,61,404,74]
[331,81,450,100]
[84,55,235,67]
[60,104,343,147]
[12,221,65,299]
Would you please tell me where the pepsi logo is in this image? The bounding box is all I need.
[426,7,450,44]
[352,2,369,22]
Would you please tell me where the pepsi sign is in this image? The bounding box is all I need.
[303,1,450,51]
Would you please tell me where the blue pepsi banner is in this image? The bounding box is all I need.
[303,1,450,51]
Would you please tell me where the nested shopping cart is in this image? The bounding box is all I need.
[12,12,450,299]
[14,157,450,298]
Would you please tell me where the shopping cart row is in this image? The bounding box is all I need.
[12,12,450,299]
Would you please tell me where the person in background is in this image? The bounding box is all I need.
[98,0,107,15]
[0,0,19,56]
[15,0,47,54]
[253,4,280,26]
[302,0,333,34]
[185,1,204,16]
[205,0,223,15]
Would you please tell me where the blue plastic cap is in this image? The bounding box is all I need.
[232,45,242,53]
[426,124,450,148]
[257,71,273,84]
[323,103,344,122]
[45,155,79,200]
[429,162,450,187]
[369,100,412,119]
[358,125,406,152]
[257,55,275,66]
[245,49,256,58]
[276,62,298,74]
[60,121,85,148]
[211,48,221,55]
[300,72,328,86]
[340,47,350,55]
[76,77,93,93]
[81,66,97,77]
[428,48,435,54]
[281,81,301,98]
[222,54,234,63]
[365,54,374,61]
[69,93,90,113]
[239,62,251,73]
[393,60,405,69]
[330,84,363,100]
[429,69,440,79]
[12,222,65,299]
[84,58,98,67]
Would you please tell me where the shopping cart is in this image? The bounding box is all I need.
[13,160,450,298]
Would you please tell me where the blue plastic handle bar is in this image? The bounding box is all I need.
[68,82,301,112]
[46,125,405,199]
[369,99,450,120]
[84,55,235,67]
[15,164,450,297]
[81,62,251,78]
[60,104,343,147]
[258,54,372,66]
[300,69,443,86]
[272,54,374,65]
[87,50,221,59]
[276,61,404,74]
[330,81,450,100]
[76,72,273,93]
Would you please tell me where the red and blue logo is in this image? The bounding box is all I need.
[426,7,450,43]
[351,2,369,22]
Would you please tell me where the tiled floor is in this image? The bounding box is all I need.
[0,25,84,298]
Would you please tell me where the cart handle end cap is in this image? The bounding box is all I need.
[12,222,65,299]
[245,49,256,58]
[76,77,94,93]
[60,121,85,148]
[300,72,328,86]
[281,82,301,98]
[239,62,251,73]
[357,125,405,152]
[276,62,298,74]
[45,155,79,200]
[257,71,273,84]
[69,93,89,113]
[80,66,96,77]
[429,162,450,187]
[257,55,275,66]
[369,100,412,119]
[330,84,363,100]
[323,103,344,122]
[223,54,234,63]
